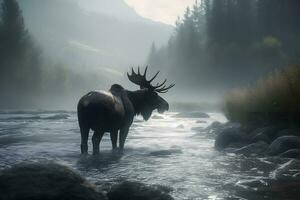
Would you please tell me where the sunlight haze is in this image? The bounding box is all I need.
[125,0,196,25]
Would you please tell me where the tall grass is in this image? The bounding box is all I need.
[224,63,300,125]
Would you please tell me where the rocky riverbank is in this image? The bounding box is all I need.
[210,121,300,158]
[0,162,174,200]
[198,121,300,199]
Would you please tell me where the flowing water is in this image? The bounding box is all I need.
[0,111,296,199]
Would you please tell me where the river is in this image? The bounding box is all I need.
[0,111,296,199]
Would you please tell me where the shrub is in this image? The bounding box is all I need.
[224,63,300,125]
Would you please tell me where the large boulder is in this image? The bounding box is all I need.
[204,121,240,136]
[0,162,106,200]
[107,181,174,200]
[268,136,300,156]
[279,149,300,159]
[214,126,248,150]
[275,129,300,139]
[234,141,269,156]
[250,126,282,143]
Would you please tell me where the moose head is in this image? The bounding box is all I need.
[127,67,175,120]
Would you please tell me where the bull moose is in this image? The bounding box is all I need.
[77,67,175,154]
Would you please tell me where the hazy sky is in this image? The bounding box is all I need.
[125,0,195,25]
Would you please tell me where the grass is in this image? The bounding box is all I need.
[224,63,300,125]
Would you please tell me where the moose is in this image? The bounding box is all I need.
[77,67,175,154]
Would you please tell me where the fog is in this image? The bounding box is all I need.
[1,0,300,109]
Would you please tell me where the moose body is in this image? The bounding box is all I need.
[77,67,174,154]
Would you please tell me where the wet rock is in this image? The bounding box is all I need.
[269,159,300,179]
[107,181,174,200]
[234,141,269,156]
[152,115,164,119]
[206,121,241,136]
[174,111,209,118]
[149,149,182,157]
[276,129,300,139]
[176,124,184,129]
[206,121,223,131]
[250,126,281,143]
[235,178,300,197]
[279,149,300,159]
[251,132,271,144]
[44,113,70,120]
[0,162,107,200]
[268,136,300,156]
[214,126,247,150]
[191,126,204,132]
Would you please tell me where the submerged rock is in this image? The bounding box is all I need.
[176,124,184,129]
[173,111,209,118]
[268,136,300,156]
[149,149,182,157]
[107,181,174,200]
[0,162,106,200]
[152,115,164,119]
[196,120,206,123]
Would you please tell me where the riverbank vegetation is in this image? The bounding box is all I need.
[224,63,300,126]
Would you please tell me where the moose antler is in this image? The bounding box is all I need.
[127,66,175,93]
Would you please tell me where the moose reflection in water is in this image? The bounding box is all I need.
[77,67,175,155]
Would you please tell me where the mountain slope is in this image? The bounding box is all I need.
[18,0,173,71]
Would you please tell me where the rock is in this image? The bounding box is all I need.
[268,136,300,156]
[207,121,241,135]
[149,149,182,157]
[234,141,269,156]
[251,132,271,144]
[152,115,164,120]
[107,181,174,200]
[176,124,184,129]
[207,121,223,130]
[196,120,206,123]
[276,129,300,139]
[173,111,209,118]
[279,149,300,159]
[191,126,204,132]
[0,162,106,200]
[214,127,247,150]
[235,178,300,197]
[250,126,281,143]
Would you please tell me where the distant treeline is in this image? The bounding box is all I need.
[148,0,300,91]
[0,0,104,108]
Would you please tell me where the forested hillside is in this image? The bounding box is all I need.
[18,0,173,69]
[0,0,173,109]
[148,0,300,94]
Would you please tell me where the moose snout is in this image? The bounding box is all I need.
[158,101,169,113]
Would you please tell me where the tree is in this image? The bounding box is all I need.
[0,0,41,95]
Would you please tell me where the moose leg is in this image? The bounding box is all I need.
[80,126,90,154]
[110,130,118,150]
[119,127,129,150]
[92,131,104,155]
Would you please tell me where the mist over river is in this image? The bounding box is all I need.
[0,111,298,199]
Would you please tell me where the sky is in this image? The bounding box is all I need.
[125,0,196,25]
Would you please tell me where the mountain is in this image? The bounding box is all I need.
[17,0,173,72]
[76,0,141,22]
